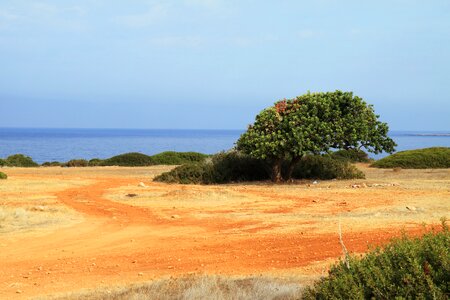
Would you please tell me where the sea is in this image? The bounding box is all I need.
[0,128,449,164]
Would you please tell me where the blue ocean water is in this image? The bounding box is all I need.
[0,128,449,163]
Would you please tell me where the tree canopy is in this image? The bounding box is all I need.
[236,91,396,182]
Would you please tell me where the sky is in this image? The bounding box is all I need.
[0,0,449,130]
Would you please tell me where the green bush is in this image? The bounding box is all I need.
[154,163,214,184]
[209,151,268,183]
[303,221,449,299]
[0,171,7,179]
[101,152,154,167]
[42,161,62,167]
[292,155,365,180]
[154,152,364,184]
[150,151,208,165]
[331,149,370,162]
[0,159,6,167]
[372,147,450,169]
[64,159,89,167]
[5,154,39,167]
[88,158,103,166]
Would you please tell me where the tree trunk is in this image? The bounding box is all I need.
[284,155,302,181]
[270,158,283,183]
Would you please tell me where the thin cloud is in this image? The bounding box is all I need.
[150,35,204,47]
[297,29,318,39]
[115,3,169,28]
[185,0,222,9]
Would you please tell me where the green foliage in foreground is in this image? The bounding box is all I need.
[372,147,450,169]
[100,152,155,167]
[303,221,450,300]
[331,149,370,163]
[150,151,209,165]
[5,154,39,167]
[154,151,364,184]
[0,171,7,179]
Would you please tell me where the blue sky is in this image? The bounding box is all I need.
[0,0,449,130]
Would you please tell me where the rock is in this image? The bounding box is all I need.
[138,272,144,276]
[361,183,367,188]
[126,193,137,197]
[32,205,46,212]
[16,290,22,294]
[171,215,180,219]
[138,182,146,187]
[312,181,318,184]
[406,206,417,211]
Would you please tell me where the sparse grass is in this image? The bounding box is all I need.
[372,147,450,169]
[303,220,450,299]
[45,274,304,300]
[0,205,81,233]
[0,171,7,179]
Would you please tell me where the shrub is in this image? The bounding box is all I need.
[292,155,365,180]
[154,162,214,184]
[5,154,39,167]
[0,172,7,179]
[0,159,6,167]
[209,151,268,183]
[372,147,450,169]
[42,161,62,167]
[104,153,153,166]
[303,221,449,299]
[154,151,364,184]
[64,159,89,167]
[331,149,370,162]
[101,152,154,167]
[88,158,103,166]
[150,151,208,165]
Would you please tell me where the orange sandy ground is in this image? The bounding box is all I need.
[0,165,449,299]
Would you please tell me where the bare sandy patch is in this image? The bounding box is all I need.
[0,165,448,299]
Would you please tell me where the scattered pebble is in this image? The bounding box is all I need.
[171,215,180,219]
[138,182,146,187]
[406,206,417,211]
[138,272,144,276]
[126,193,137,197]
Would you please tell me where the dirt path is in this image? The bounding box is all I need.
[0,167,447,299]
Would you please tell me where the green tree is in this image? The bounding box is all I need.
[236,91,396,182]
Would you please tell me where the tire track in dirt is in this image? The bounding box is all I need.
[54,178,161,225]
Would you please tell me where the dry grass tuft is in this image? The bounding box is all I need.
[43,274,303,300]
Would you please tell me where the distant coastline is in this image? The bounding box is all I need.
[0,128,449,163]
[404,133,450,137]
